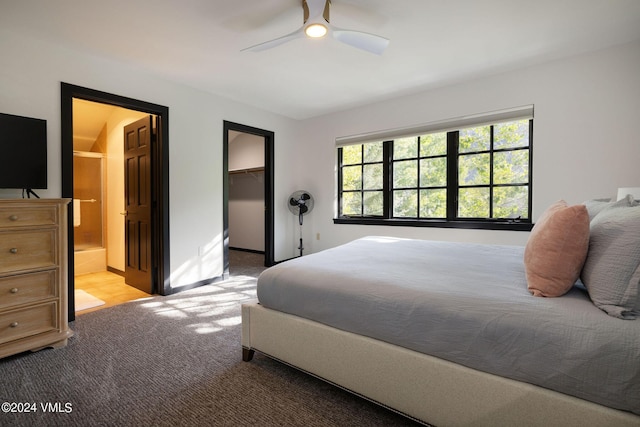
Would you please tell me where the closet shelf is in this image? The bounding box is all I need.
[229,167,264,175]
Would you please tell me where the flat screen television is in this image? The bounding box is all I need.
[0,112,47,195]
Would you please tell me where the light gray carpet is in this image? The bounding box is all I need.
[0,251,421,426]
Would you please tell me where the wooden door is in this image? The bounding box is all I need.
[124,116,153,293]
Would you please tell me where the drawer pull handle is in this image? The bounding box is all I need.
[10,288,18,294]
[10,322,18,328]
[9,215,18,221]
[9,248,18,254]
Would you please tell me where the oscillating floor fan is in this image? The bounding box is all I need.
[288,190,314,256]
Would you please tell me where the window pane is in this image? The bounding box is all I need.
[393,190,417,217]
[342,192,362,216]
[393,137,418,160]
[459,126,490,153]
[420,189,446,218]
[342,165,362,190]
[342,145,362,165]
[363,142,383,163]
[494,186,529,219]
[393,160,418,188]
[363,191,384,216]
[363,164,383,190]
[494,150,529,184]
[420,132,447,157]
[458,187,490,218]
[458,153,490,185]
[494,120,529,150]
[420,157,447,187]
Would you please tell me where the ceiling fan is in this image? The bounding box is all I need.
[242,0,389,55]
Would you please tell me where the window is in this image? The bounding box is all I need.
[340,142,384,216]
[336,112,533,231]
[392,133,448,219]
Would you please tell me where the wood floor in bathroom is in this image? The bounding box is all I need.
[74,271,151,315]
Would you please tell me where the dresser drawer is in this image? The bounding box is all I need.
[0,206,57,229]
[0,302,57,345]
[0,230,56,274]
[0,271,57,309]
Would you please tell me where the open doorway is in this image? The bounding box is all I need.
[71,100,153,313]
[223,121,275,276]
[228,131,265,253]
[61,83,170,322]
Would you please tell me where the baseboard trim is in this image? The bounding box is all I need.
[229,247,265,255]
[107,266,125,277]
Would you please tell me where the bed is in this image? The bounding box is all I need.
[241,202,640,426]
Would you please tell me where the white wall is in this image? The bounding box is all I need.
[0,27,300,289]
[294,40,640,254]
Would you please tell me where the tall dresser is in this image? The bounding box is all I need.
[0,198,73,359]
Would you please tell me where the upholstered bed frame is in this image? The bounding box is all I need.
[241,302,640,427]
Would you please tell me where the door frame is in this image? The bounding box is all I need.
[61,83,170,321]
[223,121,275,274]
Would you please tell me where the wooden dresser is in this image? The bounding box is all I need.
[0,198,73,359]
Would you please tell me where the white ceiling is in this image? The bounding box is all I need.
[3,0,640,120]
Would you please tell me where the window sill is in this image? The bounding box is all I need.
[333,217,533,231]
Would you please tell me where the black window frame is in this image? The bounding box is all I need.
[335,119,533,231]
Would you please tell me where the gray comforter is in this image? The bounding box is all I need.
[257,236,640,415]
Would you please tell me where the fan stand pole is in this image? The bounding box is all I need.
[298,223,304,257]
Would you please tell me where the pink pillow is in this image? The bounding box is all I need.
[524,200,589,297]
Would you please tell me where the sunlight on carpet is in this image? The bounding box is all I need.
[138,275,257,334]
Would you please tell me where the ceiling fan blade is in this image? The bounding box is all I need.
[332,28,389,55]
[242,27,304,52]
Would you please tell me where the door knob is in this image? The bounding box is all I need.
[120,211,128,216]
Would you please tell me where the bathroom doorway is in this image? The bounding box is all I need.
[61,83,171,322]
[71,99,153,311]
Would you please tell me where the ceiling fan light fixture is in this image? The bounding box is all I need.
[242,0,388,55]
[305,23,328,38]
